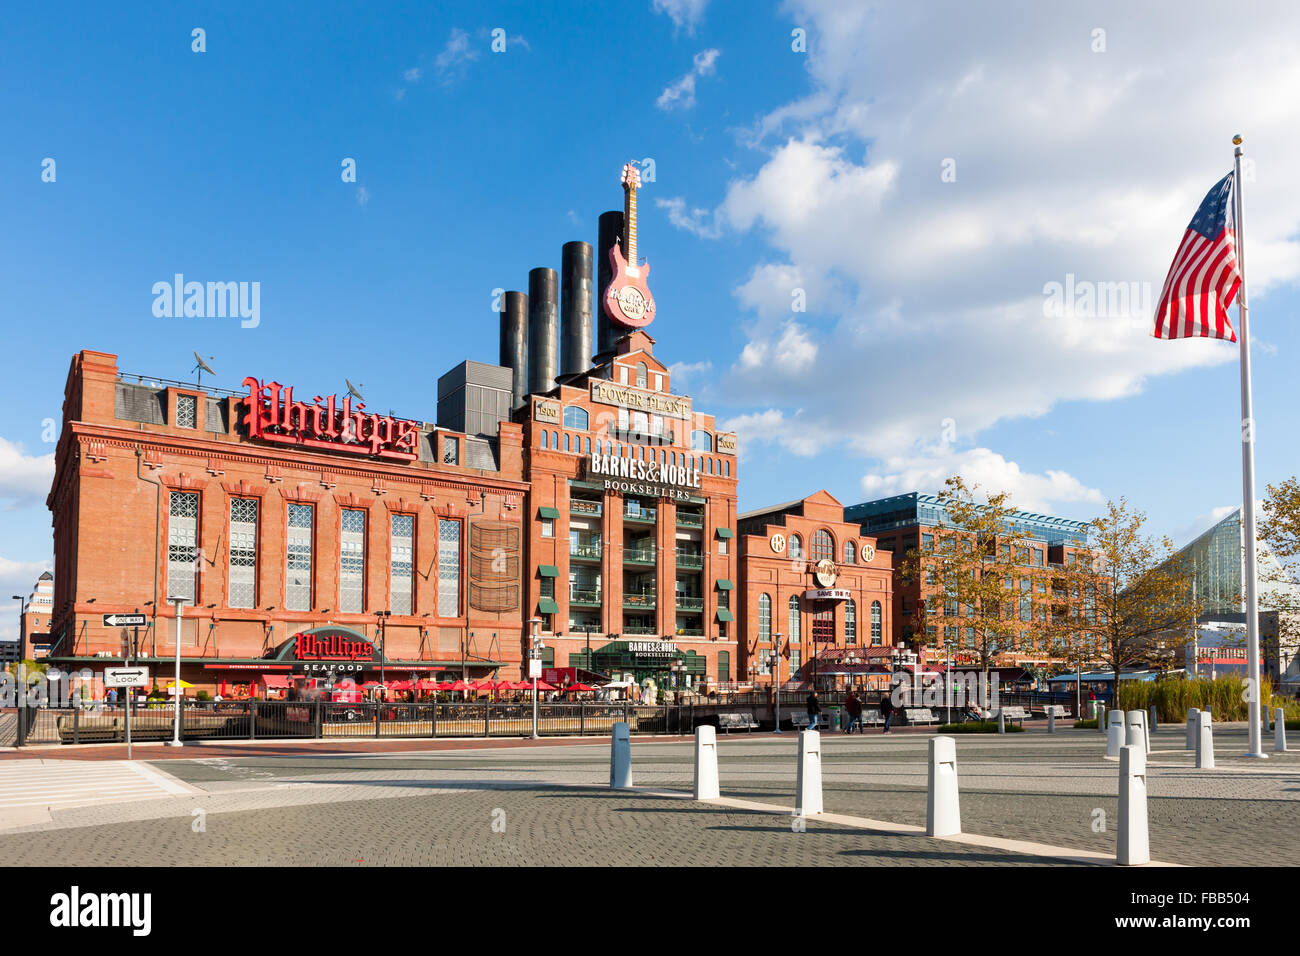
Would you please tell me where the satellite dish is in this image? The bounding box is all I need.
[192,352,216,388]
[346,379,365,402]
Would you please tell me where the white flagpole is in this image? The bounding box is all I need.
[1233,135,1266,759]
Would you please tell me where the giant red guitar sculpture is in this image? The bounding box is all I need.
[604,162,656,329]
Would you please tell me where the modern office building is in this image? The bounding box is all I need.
[21,570,54,659]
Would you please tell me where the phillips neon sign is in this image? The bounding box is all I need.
[294,632,375,662]
[241,377,420,461]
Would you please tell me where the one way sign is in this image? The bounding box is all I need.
[102,613,147,627]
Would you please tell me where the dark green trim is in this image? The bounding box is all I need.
[716,527,734,538]
[716,578,734,590]
[538,506,560,519]
[538,565,560,578]
[716,609,734,622]
[539,598,560,614]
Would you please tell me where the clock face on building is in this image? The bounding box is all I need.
[861,543,876,562]
[770,533,786,554]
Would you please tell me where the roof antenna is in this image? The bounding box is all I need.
[346,379,365,402]
[192,351,216,388]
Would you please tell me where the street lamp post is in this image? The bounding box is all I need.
[167,596,185,747]
[529,617,542,740]
[769,646,782,734]
[11,595,27,749]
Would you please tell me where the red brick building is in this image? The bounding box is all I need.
[44,350,529,694]
[736,491,894,689]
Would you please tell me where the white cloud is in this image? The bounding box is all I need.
[0,438,54,510]
[657,48,720,111]
[652,0,709,33]
[656,196,721,238]
[859,444,1105,516]
[668,359,713,392]
[696,1,1300,466]
[403,67,422,83]
[435,28,480,82]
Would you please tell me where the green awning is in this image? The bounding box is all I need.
[539,565,560,578]
[716,579,734,590]
[716,527,734,538]
[538,506,560,519]
[539,598,560,614]
[716,609,734,622]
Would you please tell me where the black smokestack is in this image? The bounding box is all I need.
[596,210,624,357]
[527,267,559,396]
[561,241,594,377]
[499,291,528,411]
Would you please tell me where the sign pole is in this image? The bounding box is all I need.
[168,597,184,747]
[126,626,133,760]
[1233,136,1266,760]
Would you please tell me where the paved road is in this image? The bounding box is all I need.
[0,726,1292,866]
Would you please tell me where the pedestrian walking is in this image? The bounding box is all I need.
[880,691,895,733]
[845,690,863,734]
[806,689,821,731]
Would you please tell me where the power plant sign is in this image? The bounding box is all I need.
[604,162,656,329]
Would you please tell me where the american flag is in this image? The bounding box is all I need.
[1152,172,1241,341]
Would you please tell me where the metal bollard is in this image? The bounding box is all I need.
[1097,703,1107,734]
[997,711,1006,734]
[1125,710,1149,754]
[1186,708,1199,750]
[1148,705,1158,734]
[609,721,632,788]
[926,735,961,836]
[1275,708,1287,753]
[1195,710,1214,769]
[796,730,823,816]
[1047,710,1056,734]
[1106,710,1124,757]
[1116,744,1150,866]
[693,725,720,800]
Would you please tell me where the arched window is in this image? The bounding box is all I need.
[636,363,648,388]
[691,430,713,452]
[541,431,550,450]
[845,599,857,644]
[758,593,771,642]
[563,434,570,452]
[563,406,588,430]
[844,540,856,564]
[724,460,730,477]
[871,601,883,645]
[789,534,803,559]
[583,437,590,455]
[707,458,714,475]
[788,595,801,643]
[811,530,834,561]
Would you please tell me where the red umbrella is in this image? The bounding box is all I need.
[416,680,441,691]
[389,680,414,692]
[510,681,532,690]
[495,680,514,692]
[361,681,385,689]
[527,680,557,692]
[446,680,471,692]
[564,683,597,693]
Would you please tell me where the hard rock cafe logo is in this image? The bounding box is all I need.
[241,377,420,461]
[814,559,838,588]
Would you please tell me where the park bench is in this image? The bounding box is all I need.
[903,708,938,725]
[790,712,826,731]
[1039,704,1070,721]
[717,712,760,734]
[994,706,1029,725]
[861,708,883,726]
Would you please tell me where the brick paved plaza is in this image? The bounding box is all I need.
[0,724,1294,867]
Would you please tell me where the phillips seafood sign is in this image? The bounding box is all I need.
[240,377,420,461]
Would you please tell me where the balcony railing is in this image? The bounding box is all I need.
[674,628,704,637]
[675,596,704,611]
[676,513,704,528]
[623,625,659,636]
[624,548,656,565]
[624,593,657,609]
[569,589,602,607]
[570,543,603,561]
[624,506,657,523]
[675,551,703,569]
[570,500,603,517]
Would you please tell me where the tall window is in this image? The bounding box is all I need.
[691,430,713,451]
[562,405,588,430]
[1020,579,1032,622]
[438,519,461,618]
[758,593,771,642]
[636,363,648,388]
[843,540,856,564]
[286,504,314,611]
[391,514,414,615]
[811,530,834,562]
[845,599,857,644]
[788,595,801,643]
[871,600,883,645]
[167,491,199,604]
[176,394,198,429]
[788,534,803,559]
[812,607,834,644]
[228,498,258,609]
[340,509,366,613]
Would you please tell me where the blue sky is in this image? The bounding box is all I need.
[3,0,1298,637]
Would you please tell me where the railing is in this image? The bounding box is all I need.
[675,595,704,611]
[571,500,603,517]
[624,507,657,523]
[624,592,656,608]
[676,513,704,528]
[570,543,603,560]
[675,551,704,569]
[674,628,704,637]
[623,548,656,564]
[569,588,602,606]
[622,626,658,636]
